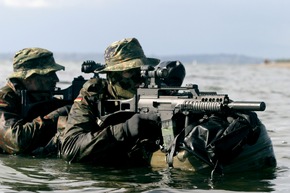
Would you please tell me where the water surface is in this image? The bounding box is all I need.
[0,61,289,192]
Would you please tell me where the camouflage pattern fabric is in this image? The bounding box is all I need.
[60,77,156,165]
[97,38,157,99]
[0,82,58,154]
[107,71,141,99]
[0,47,67,155]
[9,47,64,79]
[95,38,159,73]
[60,38,161,165]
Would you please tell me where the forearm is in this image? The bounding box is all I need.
[61,122,129,162]
[60,81,140,163]
[0,111,56,154]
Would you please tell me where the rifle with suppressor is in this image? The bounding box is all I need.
[97,64,266,148]
[21,60,266,149]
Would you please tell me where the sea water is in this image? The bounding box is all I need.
[0,59,289,193]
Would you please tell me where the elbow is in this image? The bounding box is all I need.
[60,136,80,162]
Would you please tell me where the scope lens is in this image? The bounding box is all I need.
[156,68,168,78]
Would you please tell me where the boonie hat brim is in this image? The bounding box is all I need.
[8,63,64,79]
[95,57,160,73]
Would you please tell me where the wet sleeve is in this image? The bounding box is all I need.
[0,93,57,154]
[60,80,130,163]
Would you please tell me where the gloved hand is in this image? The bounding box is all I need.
[122,112,162,140]
[43,105,71,122]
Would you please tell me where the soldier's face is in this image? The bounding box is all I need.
[24,71,59,91]
[120,68,142,88]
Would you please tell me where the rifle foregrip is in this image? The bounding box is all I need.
[181,102,222,111]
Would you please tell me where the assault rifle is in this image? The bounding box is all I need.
[96,64,266,148]
[21,60,266,149]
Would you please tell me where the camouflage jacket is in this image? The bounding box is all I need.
[0,81,58,154]
[60,78,152,166]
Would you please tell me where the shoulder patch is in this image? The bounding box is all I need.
[0,100,8,107]
[74,97,83,102]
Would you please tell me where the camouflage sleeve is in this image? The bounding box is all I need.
[60,78,130,163]
[0,88,57,154]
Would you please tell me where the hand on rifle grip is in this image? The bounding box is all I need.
[122,112,161,139]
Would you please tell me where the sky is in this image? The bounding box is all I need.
[0,0,290,59]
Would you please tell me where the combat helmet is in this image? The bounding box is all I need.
[9,47,64,79]
[95,38,159,73]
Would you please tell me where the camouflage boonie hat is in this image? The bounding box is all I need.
[9,47,65,79]
[95,38,160,73]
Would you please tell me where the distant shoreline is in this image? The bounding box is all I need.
[263,62,290,68]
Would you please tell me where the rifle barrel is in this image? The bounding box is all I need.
[227,101,266,111]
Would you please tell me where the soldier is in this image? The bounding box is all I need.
[60,38,276,175]
[60,38,162,166]
[0,47,69,155]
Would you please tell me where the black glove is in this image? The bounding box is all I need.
[43,105,71,122]
[122,112,162,139]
